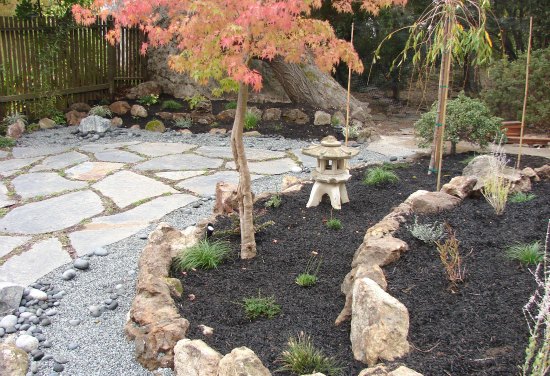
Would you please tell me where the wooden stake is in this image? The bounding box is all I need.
[345,22,354,147]
[516,17,533,170]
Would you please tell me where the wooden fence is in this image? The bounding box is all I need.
[0,16,147,118]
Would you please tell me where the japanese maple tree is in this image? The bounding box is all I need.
[73,0,406,259]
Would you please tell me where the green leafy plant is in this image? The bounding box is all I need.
[225,101,237,110]
[15,0,41,18]
[407,216,444,244]
[331,116,341,127]
[187,94,207,110]
[265,194,282,209]
[244,111,260,131]
[174,239,231,270]
[173,117,192,129]
[363,167,399,186]
[326,218,342,230]
[0,137,16,148]
[26,123,40,133]
[277,332,342,376]
[161,99,183,110]
[435,224,465,290]
[295,256,322,287]
[88,105,112,118]
[510,192,536,204]
[137,94,159,106]
[414,92,503,155]
[242,292,281,320]
[482,47,550,129]
[2,112,27,127]
[506,241,544,265]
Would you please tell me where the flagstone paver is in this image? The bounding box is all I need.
[92,170,178,208]
[135,154,223,171]
[176,171,261,196]
[11,146,71,158]
[0,236,30,258]
[0,238,70,286]
[29,151,89,172]
[128,142,197,157]
[65,161,124,181]
[0,190,104,234]
[194,146,286,160]
[12,172,87,199]
[0,151,8,159]
[93,150,144,163]
[79,141,141,153]
[0,182,15,208]
[226,158,299,175]
[292,148,317,168]
[155,171,205,181]
[0,157,42,177]
[69,194,197,255]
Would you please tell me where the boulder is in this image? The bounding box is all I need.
[157,112,174,121]
[69,102,91,112]
[209,128,227,135]
[109,101,131,115]
[214,182,239,215]
[130,124,141,130]
[192,99,212,113]
[365,217,401,239]
[125,223,190,370]
[190,111,216,125]
[127,81,162,100]
[331,111,345,127]
[174,339,222,376]
[351,118,364,129]
[263,108,282,121]
[404,190,461,215]
[0,343,29,376]
[243,131,262,137]
[173,112,192,121]
[248,106,263,119]
[281,175,301,192]
[314,111,331,126]
[535,164,550,180]
[145,120,166,133]
[0,282,24,316]
[216,109,236,122]
[440,176,477,199]
[218,347,271,376]
[38,118,56,129]
[283,108,309,125]
[352,236,408,268]
[131,105,148,118]
[65,110,87,126]
[351,278,409,366]
[358,365,423,376]
[78,115,111,134]
[111,117,123,127]
[462,155,531,193]
[521,167,537,180]
[7,120,25,139]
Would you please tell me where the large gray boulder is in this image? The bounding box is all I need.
[0,282,24,316]
[78,115,111,134]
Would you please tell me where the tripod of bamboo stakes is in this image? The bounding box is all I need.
[516,17,533,170]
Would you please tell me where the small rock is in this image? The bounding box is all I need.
[107,301,118,310]
[0,328,4,337]
[42,341,53,348]
[68,342,79,350]
[138,233,148,240]
[40,318,52,326]
[53,363,64,372]
[54,355,69,364]
[31,350,44,361]
[15,334,39,352]
[389,156,398,162]
[88,305,101,317]
[0,314,18,329]
[291,166,302,173]
[94,247,109,256]
[27,288,48,301]
[73,259,90,270]
[31,361,39,373]
[45,308,57,316]
[62,269,76,282]
[69,319,81,326]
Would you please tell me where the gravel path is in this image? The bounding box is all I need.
[7,127,392,375]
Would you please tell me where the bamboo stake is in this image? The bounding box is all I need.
[516,17,533,170]
[345,22,354,147]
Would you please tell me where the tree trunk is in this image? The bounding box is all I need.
[268,56,374,125]
[231,82,256,259]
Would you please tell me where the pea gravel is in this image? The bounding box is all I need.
[11,126,393,375]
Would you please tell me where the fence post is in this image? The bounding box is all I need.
[107,16,116,101]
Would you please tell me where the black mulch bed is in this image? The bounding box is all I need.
[108,94,340,140]
[172,153,549,375]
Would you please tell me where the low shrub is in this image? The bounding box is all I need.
[0,137,16,148]
[510,192,536,204]
[187,94,207,110]
[137,94,159,106]
[407,216,444,244]
[161,99,183,110]
[277,332,342,376]
[326,218,342,230]
[173,117,192,129]
[265,194,282,209]
[225,101,237,110]
[363,167,399,186]
[88,105,112,118]
[244,111,260,130]
[242,293,281,320]
[174,239,230,270]
[26,123,40,133]
[414,92,503,155]
[506,241,544,265]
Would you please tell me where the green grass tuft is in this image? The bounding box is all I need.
[0,136,16,148]
[244,111,260,130]
[265,195,282,208]
[295,273,317,287]
[326,218,342,230]
[277,333,342,376]
[506,241,544,265]
[363,167,399,186]
[175,239,231,270]
[509,192,536,203]
[225,101,237,110]
[242,293,281,320]
[161,99,183,110]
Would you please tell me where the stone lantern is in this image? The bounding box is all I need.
[302,135,359,210]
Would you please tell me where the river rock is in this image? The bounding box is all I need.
[0,283,24,316]
[15,334,39,353]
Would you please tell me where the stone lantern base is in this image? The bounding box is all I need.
[306,181,350,210]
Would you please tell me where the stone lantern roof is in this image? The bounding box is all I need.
[302,136,359,160]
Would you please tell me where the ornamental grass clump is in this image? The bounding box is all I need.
[363,167,399,186]
[506,242,544,266]
[88,105,112,118]
[277,332,342,376]
[175,239,230,270]
[407,216,444,244]
[295,256,322,287]
[244,111,260,130]
[161,99,183,110]
[522,221,549,376]
[435,224,465,290]
[481,141,511,215]
[242,292,281,320]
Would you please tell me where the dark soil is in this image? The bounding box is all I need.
[172,153,549,376]
[110,94,341,140]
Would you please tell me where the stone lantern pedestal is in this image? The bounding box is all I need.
[302,136,359,210]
